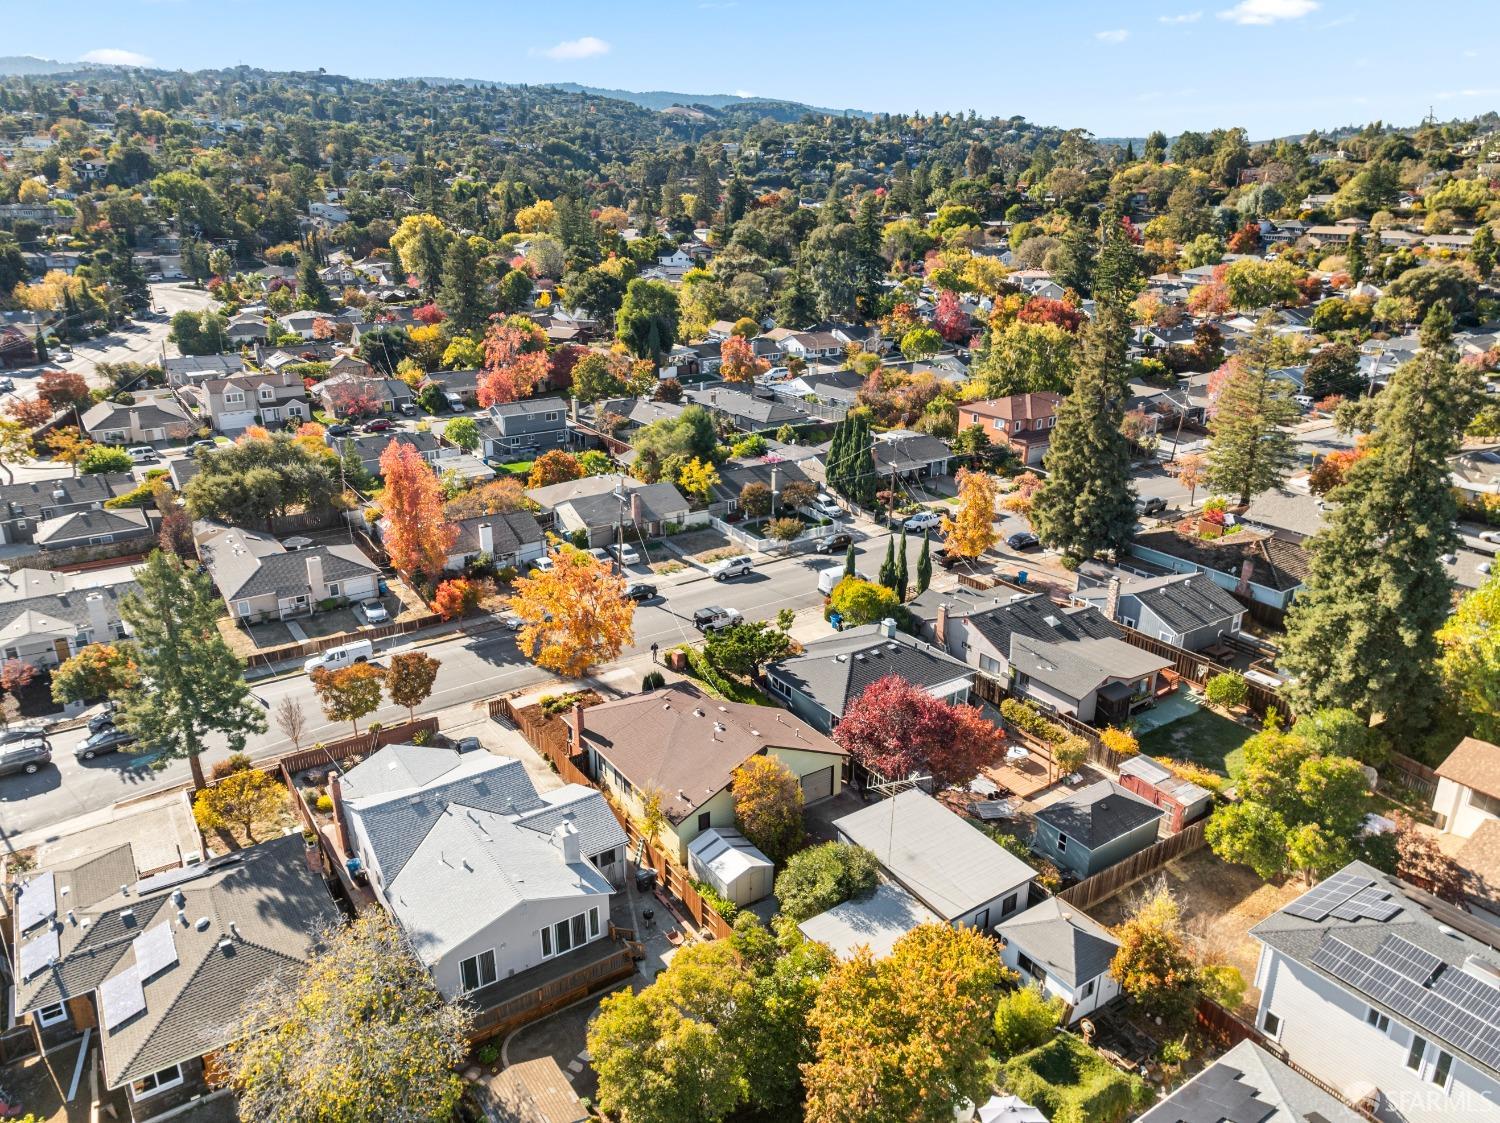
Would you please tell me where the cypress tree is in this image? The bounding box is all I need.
[916,532,932,594]
[848,415,879,509]
[879,536,898,592]
[1346,228,1366,282]
[825,416,850,499]
[1206,318,1300,506]
[1280,305,1481,739]
[844,542,857,579]
[297,254,333,312]
[894,528,909,602]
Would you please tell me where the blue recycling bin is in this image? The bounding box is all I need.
[1016,571,1028,584]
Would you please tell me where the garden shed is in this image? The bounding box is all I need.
[687,827,774,907]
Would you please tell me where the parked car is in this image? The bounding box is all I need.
[1006,530,1040,550]
[934,547,983,571]
[87,709,117,733]
[1134,495,1168,516]
[530,556,555,573]
[127,446,159,464]
[187,439,218,458]
[325,423,354,437]
[624,582,657,602]
[1480,530,1500,544]
[362,418,393,433]
[810,493,844,520]
[360,599,389,625]
[303,639,374,675]
[904,510,942,532]
[586,547,612,565]
[445,392,465,412]
[0,377,15,393]
[611,542,641,566]
[498,610,524,630]
[76,727,136,760]
[693,606,744,633]
[0,740,51,777]
[399,401,418,416]
[709,555,755,581]
[0,726,48,747]
[815,531,853,553]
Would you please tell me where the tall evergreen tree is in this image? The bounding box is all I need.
[844,542,858,579]
[1205,319,1300,506]
[776,255,818,329]
[1280,306,1481,739]
[825,415,850,498]
[437,235,485,334]
[847,414,879,509]
[296,254,333,312]
[853,193,885,316]
[879,537,898,592]
[916,532,932,593]
[1346,228,1366,282]
[1091,207,1143,315]
[894,528,909,602]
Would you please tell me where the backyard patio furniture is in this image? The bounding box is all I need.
[969,776,1000,796]
[1006,745,1030,763]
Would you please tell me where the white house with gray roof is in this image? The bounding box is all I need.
[1250,862,1500,1123]
[0,566,135,668]
[1072,570,1246,652]
[995,896,1121,1021]
[337,744,627,999]
[1139,1039,1365,1123]
[195,522,379,623]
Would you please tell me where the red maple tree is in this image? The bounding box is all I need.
[933,290,972,344]
[719,334,769,383]
[834,674,1005,787]
[378,440,458,577]
[478,320,549,408]
[413,302,445,325]
[1017,296,1083,332]
[37,369,91,413]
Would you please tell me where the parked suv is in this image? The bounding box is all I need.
[709,555,754,581]
[0,739,51,777]
[903,510,942,532]
[1134,495,1168,516]
[693,606,743,633]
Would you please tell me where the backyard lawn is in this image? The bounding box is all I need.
[1138,705,1254,778]
[495,459,535,477]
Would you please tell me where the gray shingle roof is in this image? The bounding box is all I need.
[1007,633,1171,702]
[995,896,1119,987]
[0,574,135,644]
[80,398,190,432]
[1032,780,1163,850]
[766,625,972,721]
[0,473,137,521]
[1132,574,1246,633]
[197,524,378,601]
[560,481,687,528]
[1139,1039,1365,1123]
[34,508,150,546]
[451,511,546,557]
[1131,528,1310,591]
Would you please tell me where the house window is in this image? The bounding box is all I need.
[589,907,600,937]
[697,812,711,831]
[258,387,275,401]
[1407,1034,1428,1072]
[1016,952,1041,978]
[571,913,587,946]
[1055,833,1068,854]
[540,927,552,958]
[1469,790,1500,818]
[237,601,251,617]
[1431,1048,1455,1088]
[1366,1007,1390,1034]
[554,918,573,955]
[594,849,617,869]
[973,908,989,930]
[326,583,340,597]
[1262,1010,1282,1040]
[459,949,497,992]
[979,654,1003,675]
[544,412,561,422]
[1000,892,1019,918]
[1080,979,1096,999]
[1014,421,1023,433]
[35,1002,68,1027]
[225,391,245,405]
[130,1064,184,1101]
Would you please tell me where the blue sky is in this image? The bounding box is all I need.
[12,0,1500,138]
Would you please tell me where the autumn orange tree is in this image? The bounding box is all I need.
[506,546,634,677]
[731,756,803,863]
[719,335,769,384]
[941,468,999,559]
[310,663,385,733]
[385,652,441,721]
[528,450,583,489]
[378,439,457,577]
[431,577,485,619]
[1174,452,1207,506]
[478,318,550,407]
[45,425,91,476]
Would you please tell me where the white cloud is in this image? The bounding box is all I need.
[80,48,153,67]
[1095,28,1130,43]
[1218,0,1318,25]
[1159,11,1204,23]
[539,36,611,61]
[733,89,755,99]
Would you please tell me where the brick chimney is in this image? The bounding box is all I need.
[305,552,325,599]
[629,490,644,528]
[1237,558,1254,596]
[935,602,949,649]
[570,700,586,757]
[1105,576,1122,623]
[477,522,494,556]
[328,772,350,856]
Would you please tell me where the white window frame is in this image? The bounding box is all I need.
[1055,832,1068,854]
[1366,1007,1390,1034]
[258,387,275,401]
[36,1002,68,1027]
[224,390,245,405]
[326,583,340,597]
[1406,1034,1455,1089]
[1261,1009,1282,1040]
[1080,978,1096,1000]
[236,600,251,617]
[458,948,497,993]
[130,1063,184,1102]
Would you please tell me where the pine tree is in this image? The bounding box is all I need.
[894,528,909,602]
[1472,224,1497,281]
[849,415,878,509]
[1346,228,1366,282]
[297,254,333,312]
[825,416,850,498]
[879,536,898,592]
[776,255,817,329]
[437,235,485,335]
[1206,319,1300,506]
[854,194,885,316]
[1280,306,1482,739]
[1091,207,1143,315]
[916,532,932,593]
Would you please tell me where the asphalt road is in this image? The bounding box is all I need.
[0,529,921,840]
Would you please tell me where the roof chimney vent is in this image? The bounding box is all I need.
[195,916,211,931]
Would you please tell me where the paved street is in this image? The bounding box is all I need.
[0,528,925,842]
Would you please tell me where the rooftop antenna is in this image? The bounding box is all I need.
[870,773,930,868]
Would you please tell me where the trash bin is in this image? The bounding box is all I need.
[1016,571,1028,584]
[635,867,657,893]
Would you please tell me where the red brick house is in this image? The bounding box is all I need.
[957,392,1062,466]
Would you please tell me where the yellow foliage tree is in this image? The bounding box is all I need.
[941,468,999,559]
[676,456,720,501]
[192,768,287,844]
[506,546,635,677]
[18,177,49,204]
[514,199,557,233]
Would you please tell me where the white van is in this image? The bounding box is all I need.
[304,639,374,675]
[818,566,853,595]
[709,555,755,581]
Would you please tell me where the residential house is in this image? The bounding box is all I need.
[908,588,1170,725]
[197,370,310,433]
[1031,780,1164,878]
[195,522,380,622]
[8,835,339,1121]
[575,397,685,450]
[35,508,152,552]
[420,368,482,408]
[1117,756,1213,833]
[1138,1039,1366,1123]
[0,566,135,668]
[81,394,195,445]
[764,620,976,735]
[776,369,864,413]
[531,475,697,549]
[225,313,268,345]
[1250,862,1500,1123]
[957,393,1062,467]
[337,743,628,998]
[798,882,941,960]
[834,789,1034,930]
[316,371,413,416]
[478,399,571,459]
[1130,526,1309,615]
[277,310,323,340]
[684,384,811,433]
[1241,487,1328,546]
[446,511,547,572]
[1451,447,1500,501]
[573,683,846,864]
[995,896,1122,1021]
[0,474,138,545]
[336,430,442,477]
[1072,571,1246,651]
[780,331,846,362]
[165,355,248,390]
[810,429,955,485]
[708,458,818,514]
[1433,738,1500,839]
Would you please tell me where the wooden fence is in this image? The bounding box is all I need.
[1113,625,1292,724]
[1383,750,1439,803]
[972,673,1133,774]
[493,696,594,787]
[1057,817,1210,910]
[239,611,443,671]
[277,718,440,776]
[468,945,638,1043]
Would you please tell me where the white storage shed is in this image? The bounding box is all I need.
[686,827,774,907]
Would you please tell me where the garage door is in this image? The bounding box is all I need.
[800,766,834,804]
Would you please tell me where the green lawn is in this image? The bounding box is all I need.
[1001,1033,1153,1123]
[495,459,535,477]
[1137,706,1254,778]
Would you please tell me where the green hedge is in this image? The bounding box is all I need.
[689,878,740,922]
[1000,698,1068,745]
[1001,1034,1154,1123]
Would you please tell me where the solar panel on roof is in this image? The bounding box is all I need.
[1374,934,1444,984]
[1433,967,1500,1023]
[99,965,145,1031]
[1282,870,1374,921]
[17,926,59,981]
[132,920,177,981]
[16,870,56,932]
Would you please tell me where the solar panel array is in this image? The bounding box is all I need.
[17,926,59,982]
[1281,870,1374,921]
[1331,885,1403,923]
[132,920,178,981]
[99,965,145,1031]
[1309,933,1500,1072]
[1144,1060,1277,1123]
[16,871,56,932]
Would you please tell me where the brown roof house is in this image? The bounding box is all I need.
[571,683,846,863]
[958,393,1062,467]
[1433,737,1500,839]
[8,834,339,1121]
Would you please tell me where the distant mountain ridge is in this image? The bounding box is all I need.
[0,56,84,76]
[541,82,869,119]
